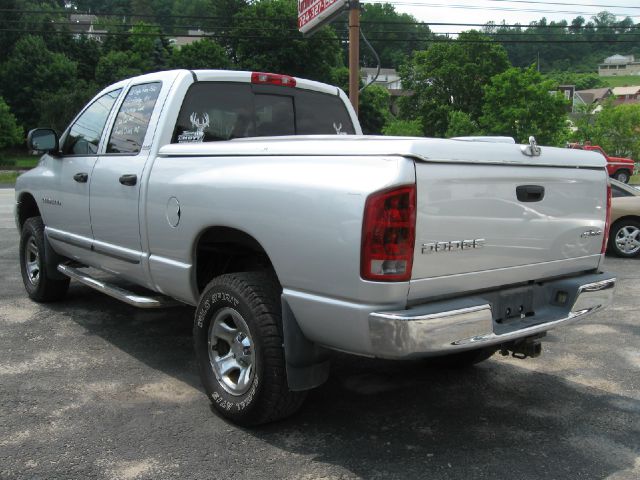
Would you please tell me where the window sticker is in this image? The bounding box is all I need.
[178,112,210,143]
[333,122,347,135]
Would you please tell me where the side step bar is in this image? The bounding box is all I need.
[57,264,182,309]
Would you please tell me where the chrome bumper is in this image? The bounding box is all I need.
[369,274,616,359]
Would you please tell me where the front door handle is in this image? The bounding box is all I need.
[73,172,88,183]
[119,174,137,186]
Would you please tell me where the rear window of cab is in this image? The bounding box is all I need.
[171,82,355,143]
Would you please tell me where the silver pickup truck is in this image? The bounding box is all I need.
[16,69,615,425]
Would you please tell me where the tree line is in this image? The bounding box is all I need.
[0,0,639,159]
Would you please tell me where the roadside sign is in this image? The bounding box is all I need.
[298,0,348,36]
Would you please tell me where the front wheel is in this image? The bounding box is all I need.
[613,170,631,183]
[19,216,69,302]
[609,220,640,257]
[193,272,306,426]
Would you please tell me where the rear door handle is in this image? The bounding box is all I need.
[73,172,88,183]
[119,174,137,186]
[516,185,545,202]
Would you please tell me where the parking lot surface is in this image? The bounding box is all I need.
[1,187,639,480]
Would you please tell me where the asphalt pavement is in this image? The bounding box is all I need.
[1,187,639,480]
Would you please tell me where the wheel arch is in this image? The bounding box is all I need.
[16,192,41,230]
[610,215,640,229]
[608,215,640,256]
[192,226,279,294]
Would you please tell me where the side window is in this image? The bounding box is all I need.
[173,83,255,143]
[255,95,295,137]
[62,89,121,155]
[107,82,161,154]
[612,185,633,198]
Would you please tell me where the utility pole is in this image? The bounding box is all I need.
[348,0,360,115]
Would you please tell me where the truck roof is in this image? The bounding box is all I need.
[95,69,340,98]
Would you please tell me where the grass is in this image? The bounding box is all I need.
[630,174,640,185]
[0,153,38,169]
[0,171,19,185]
[600,75,640,87]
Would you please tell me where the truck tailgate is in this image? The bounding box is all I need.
[410,155,608,301]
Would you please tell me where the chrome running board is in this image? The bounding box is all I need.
[57,264,182,309]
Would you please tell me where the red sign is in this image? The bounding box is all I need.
[298,0,347,35]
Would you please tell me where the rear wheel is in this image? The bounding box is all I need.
[609,220,640,257]
[613,170,631,183]
[193,272,306,426]
[19,216,69,302]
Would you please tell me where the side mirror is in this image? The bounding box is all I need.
[27,128,59,154]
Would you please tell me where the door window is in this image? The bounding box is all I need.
[107,82,162,154]
[62,89,121,155]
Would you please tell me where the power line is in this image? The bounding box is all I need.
[439,0,640,9]
[1,28,638,43]
[4,18,640,36]
[364,1,640,18]
[2,14,639,31]
[3,5,640,22]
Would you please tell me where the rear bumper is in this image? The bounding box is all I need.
[369,273,615,359]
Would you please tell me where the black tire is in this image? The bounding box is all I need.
[613,170,631,184]
[193,272,306,426]
[425,347,497,369]
[19,216,69,302]
[608,219,640,258]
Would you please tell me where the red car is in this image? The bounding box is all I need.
[568,143,635,183]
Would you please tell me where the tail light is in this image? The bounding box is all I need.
[251,72,296,87]
[361,185,416,282]
[601,180,612,254]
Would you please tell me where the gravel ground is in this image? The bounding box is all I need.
[1,187,638,480]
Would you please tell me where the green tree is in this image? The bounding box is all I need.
[95,23,171,86]
[545,72,604,90]
[170,39,232,70]
[574,103,640,160]
[329,67,391,135]
[359,85,391,135]
[358,4,431,69]
[382,119,423,136]
[480,66,569,145]
[445,111,481,137]
[35,80,98,134]
[95,50,146,86]
[0,35,77,129]
[232,0,342,84]
[0,97,24,151]
[399,31,510,137]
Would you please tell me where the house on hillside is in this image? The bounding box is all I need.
[360,67,410,115]
[598,54,640,77]
[573,87,612,112]
[170,30,210,48]
[68,14,106,42]
[361,68,402,89]
[612,86,640,104]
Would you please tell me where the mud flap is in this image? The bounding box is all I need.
[43,233,68,281]
[281,298,331,391]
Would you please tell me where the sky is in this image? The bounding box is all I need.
[362,0,640,33]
